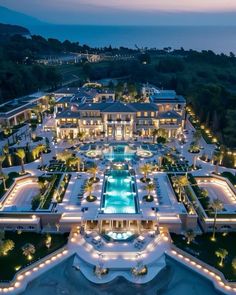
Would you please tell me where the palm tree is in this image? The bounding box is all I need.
[185,229,196,244]
[77,131,86,142]
[75,156,82,172]
[37,144,46,166]
[57,151,72,163]
[15,149,26,174]
[213,150,221,174]
[139,163,152,182]
[232,257,236,270]
[144,183,155,201]
[219,145,227,165]
[22,243,35,260]
[53,188,60,202]
[68,156,81,172]
[32,146,40,160]
[3,144,12,166]
[151,129,159,143]
[55,223,60,232]
[84,182,93,200]
[0,154,5,174]
[0,173,8,191]
[88,165,99,182]
[45,234,52,249]
[215,248,228,267]
[158,128,168,139]
[32,104,43,123]
[0,239,15,256]
[193,155,197,169]
[209,198,224,241]
[177,175,189,202]
[199,188,209,199]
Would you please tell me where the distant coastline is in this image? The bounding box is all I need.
[28,24,236,54]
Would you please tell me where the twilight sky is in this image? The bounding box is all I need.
[1,0,236,25]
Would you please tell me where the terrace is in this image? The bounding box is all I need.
[1,97,236,293]
[196,177,236,214]
[1,177,40,212]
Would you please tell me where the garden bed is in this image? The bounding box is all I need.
[142,195,154,202]
[86,195,97,202]
[0,231,69,282]
[188,174,210,213]
[171,232,236,281]
[221,172,236,186]
[38,173,63,209]
[56,174,71,203]
[0,172,21,200]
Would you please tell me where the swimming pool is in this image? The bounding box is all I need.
[103,145,135,162]
[101,168,138,214]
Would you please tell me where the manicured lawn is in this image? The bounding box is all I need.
[0,231,69,282]
[171,232,236,281]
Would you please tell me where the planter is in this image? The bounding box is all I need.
[143,195,154,202]
[86,195,97,202]
[140,177,151,183]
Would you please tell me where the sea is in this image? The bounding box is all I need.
[28,25,236,54]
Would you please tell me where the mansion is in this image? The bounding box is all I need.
[55,89,186,140]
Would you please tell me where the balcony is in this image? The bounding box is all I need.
[106,120,131,125]
[136,122,154,127]
[159,122,180,129]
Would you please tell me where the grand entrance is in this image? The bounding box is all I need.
[115,126,123,140]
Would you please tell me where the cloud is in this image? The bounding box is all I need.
[1,0,236,25]
[79,0,236,12]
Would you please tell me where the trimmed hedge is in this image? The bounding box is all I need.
[221,172,236,185]
[0,172,20,200]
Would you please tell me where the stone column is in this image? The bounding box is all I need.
[13,116,17,126]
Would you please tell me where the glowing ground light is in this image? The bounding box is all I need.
[107,231,133,240]
[136,150,153,158]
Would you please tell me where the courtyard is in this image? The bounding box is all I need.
[2,181,39,212]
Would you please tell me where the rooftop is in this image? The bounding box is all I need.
[150,90,186,104]
[158,110,182,119]
[56,109,80,119]
[0,92,45,115]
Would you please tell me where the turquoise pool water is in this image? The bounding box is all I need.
[102,169,137,214]
[104,145,135,162]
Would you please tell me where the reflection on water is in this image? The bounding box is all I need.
[21,256,224,295]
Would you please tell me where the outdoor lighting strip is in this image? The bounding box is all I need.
[169,249,236,294]
[0,249,69,294]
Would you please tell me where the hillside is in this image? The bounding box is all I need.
[0,6,42,26]
[0,23,30,36]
